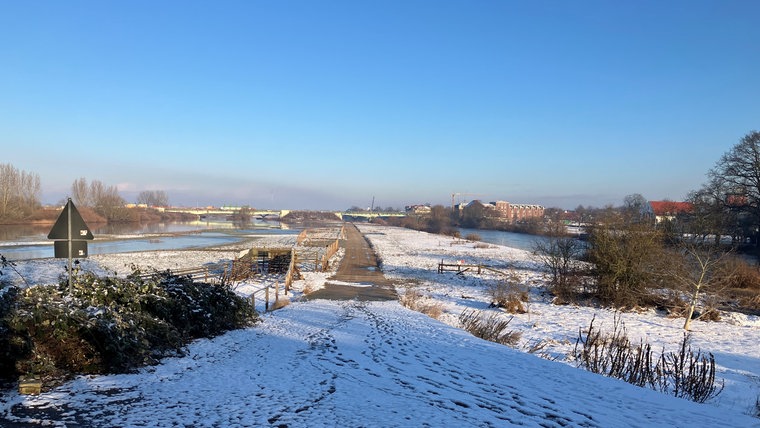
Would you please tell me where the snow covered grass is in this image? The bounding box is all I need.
[1,224,759,426]
[356,223,760,416]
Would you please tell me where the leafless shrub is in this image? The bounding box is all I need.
[459,309,521,346]
[489,272,528,314]
[400,286,443,320]
[651,290,689,318]
[710,256,760,314]
[573,315,723,403]
[533,222,585,301]
[741,294,760,312]
[523,339,556,360]
[465,233,481,241]
[662,334,724,403]
[717,257,760,290]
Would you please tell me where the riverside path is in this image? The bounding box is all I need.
[307,223,397,301]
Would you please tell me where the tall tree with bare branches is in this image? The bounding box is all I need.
[0,163,41,220]
[707,130,760,249]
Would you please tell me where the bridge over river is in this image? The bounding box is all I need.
[162,207,289,219]
[161,207,406,221]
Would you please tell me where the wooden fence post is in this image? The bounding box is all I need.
[275,281,280,305]
[265,286,270,311]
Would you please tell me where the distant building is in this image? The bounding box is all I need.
[490,200,544,223]
[405,204,432,214]
[648,200,693,223]
[461,200,544,223]
[726,193,748,208]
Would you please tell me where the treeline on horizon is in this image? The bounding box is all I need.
[0,168,190,225]
[385,131,760,253]
[4,129,760,240]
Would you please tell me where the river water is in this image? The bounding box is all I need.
[0,218,300,260]
[1,220,554,261]
[457,227,552,252]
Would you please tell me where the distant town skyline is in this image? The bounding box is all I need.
[2,1,758,211]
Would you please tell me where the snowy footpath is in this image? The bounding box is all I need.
[3,299,758,427]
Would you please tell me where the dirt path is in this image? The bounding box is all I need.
[306,223,397,301]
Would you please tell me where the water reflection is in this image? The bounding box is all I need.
[0,220,297,261]
[0,224,53,242]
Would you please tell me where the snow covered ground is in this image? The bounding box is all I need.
[1,224,759,426]
[356,224,760,416]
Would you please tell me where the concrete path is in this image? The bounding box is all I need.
[306,223,397,301]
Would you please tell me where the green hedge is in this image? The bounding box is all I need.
[0,270,258,386]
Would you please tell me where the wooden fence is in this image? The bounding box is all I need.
[137,225,345,312]
[249,280,288,312]
[137,263,230,283]
[437,260,509,277]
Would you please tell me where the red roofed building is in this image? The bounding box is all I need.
[648,201,693,223]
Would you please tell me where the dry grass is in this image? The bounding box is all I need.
[271,297,291,311]
[710,257,760,314]
[489,273,529,314]
[459,309,522,346]
[302,282,316,295]
[400,286,444,320]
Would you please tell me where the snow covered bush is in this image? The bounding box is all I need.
[136,271,258,340]
[0,269,259,387]
[0,283,21,382]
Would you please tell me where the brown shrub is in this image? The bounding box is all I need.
[721,259,760,290]
[740,294,760,311]
[489,273,529,314]
[459,309,521,346]
[271,297,291,311]
[400,286,443,320]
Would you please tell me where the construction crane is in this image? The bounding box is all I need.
[451,192,483,209]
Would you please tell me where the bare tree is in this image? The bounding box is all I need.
[460,201,487,228]
[663,243,734,330]
[71,177,92,207]
[95,183,127,221]
[0,163,41,220]
[0,164,19,218]
[707,130,760,250]
[137,190,169,207]
[533,221,585,298]
[70,178,127,221]
[622,193,650,222]
[427,204,454,234]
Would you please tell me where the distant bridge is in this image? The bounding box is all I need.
[337,212,406,220]
[161,207,406,221]
[161,207,289,218]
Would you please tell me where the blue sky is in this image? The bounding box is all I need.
[1,1,758,210]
